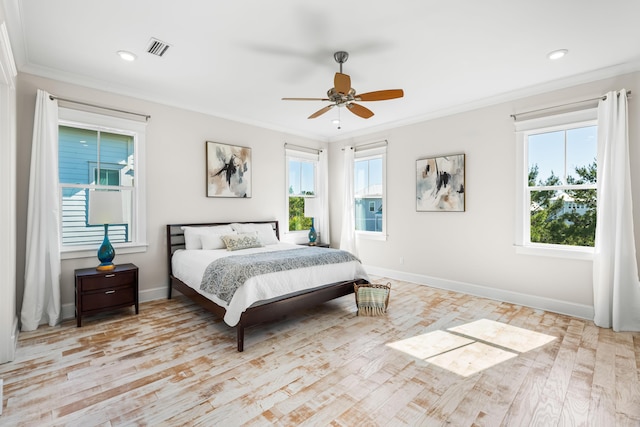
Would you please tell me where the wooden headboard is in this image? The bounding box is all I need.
[166,220,279,278]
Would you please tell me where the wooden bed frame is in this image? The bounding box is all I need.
[166,221,368,351]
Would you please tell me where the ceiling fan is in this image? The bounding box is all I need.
[282,51,404,120]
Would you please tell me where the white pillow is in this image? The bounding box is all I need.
[230,223,279,245]
[181,225,235,250]
[200,233,228,250]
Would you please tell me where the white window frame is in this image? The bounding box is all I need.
[58,108,147,259]
[514,108,597,260]
[285,148,318,239]
[354,144,387,241]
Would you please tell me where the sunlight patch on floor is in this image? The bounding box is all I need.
[427,341,517,377]
[386,330,474,360]
[447,319,556,353]
[386,319,557,377]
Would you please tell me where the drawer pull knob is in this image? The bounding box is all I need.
[105,290,116,294]
[105,274,116,278]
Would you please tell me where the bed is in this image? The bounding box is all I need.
[166,220,370,351]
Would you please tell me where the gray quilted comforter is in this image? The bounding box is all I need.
[200,247,360,303]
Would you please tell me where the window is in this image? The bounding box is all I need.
[354,143,386,237]
[286,150,317,232]
[94,166,121,186]
[515,109,597,257]
[58,108,147,258]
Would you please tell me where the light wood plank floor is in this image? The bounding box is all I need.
[1,278,639,426]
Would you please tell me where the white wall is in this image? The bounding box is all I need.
[15,73,324,319]
[329,72,640,319]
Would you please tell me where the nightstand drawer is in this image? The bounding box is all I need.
[82,285,135,311]
[81,271,136,291]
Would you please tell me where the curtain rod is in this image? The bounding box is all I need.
[284,142,322,154]
[342,139,388,151]
[510,91,631,121]
[49,95,151,121]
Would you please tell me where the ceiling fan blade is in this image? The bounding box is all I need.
[308,104,335,119]
[346,103,374,119]
[334,72,351,94]
[356,89,404,101]
[282,97,330,101]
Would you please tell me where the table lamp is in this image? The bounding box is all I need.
[304,197,319,245]
[88,191,124,271]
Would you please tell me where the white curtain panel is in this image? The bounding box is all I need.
[317,149,330,244]
[593,89,640,331]
[339,146,357,255]
[21,89,61,331]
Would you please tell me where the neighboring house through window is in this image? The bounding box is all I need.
[58,108,147,258]
[515,108,597,258]
[354,142,386,238]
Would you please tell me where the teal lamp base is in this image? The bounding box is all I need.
[96,224,116,271]
[308,218,317,246]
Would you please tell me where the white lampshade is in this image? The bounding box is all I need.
[88,191,125,225]
[304,197,319,217]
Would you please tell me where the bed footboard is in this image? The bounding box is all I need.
[234,278,366,351]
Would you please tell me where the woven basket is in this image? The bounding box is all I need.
[354,282,391,316]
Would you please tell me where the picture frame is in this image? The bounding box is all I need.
[416,153,465,212]
[206,141,252,198]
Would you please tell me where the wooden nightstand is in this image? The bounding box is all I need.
[75,263,139,327]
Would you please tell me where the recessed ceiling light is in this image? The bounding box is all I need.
[547,49,568,60]
[332,119,340,125]
[117,50,137,62]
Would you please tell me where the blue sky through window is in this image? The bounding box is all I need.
[355,157,382,194]
[528,125,596,185]
[289,160,315,195]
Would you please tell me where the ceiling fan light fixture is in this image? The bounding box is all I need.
[117,50,137,62]
[282,51,404,121]
[547,49,568,60]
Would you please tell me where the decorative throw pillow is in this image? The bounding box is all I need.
[354,282,391,316]
[182,225,234,250]
[230,223,279,245]
[221,232,264,251]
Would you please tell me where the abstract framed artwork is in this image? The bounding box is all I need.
[206,141,251,198]
[416,153,465,212]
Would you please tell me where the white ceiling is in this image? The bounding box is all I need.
[4,0,640,141]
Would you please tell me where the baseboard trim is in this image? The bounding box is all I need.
[364,265,595,321]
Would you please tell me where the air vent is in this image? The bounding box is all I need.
[146,38,170,57]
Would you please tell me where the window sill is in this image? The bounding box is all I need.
[514,244,593,261]
[356,231,387,242]
[61,243,148,260]
[281,230,321,246]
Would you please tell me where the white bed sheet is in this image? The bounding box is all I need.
[171,243,369,326]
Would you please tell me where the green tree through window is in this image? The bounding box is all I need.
[287,157,316,232]
[288,194,313,231]
[529,160,597,246]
